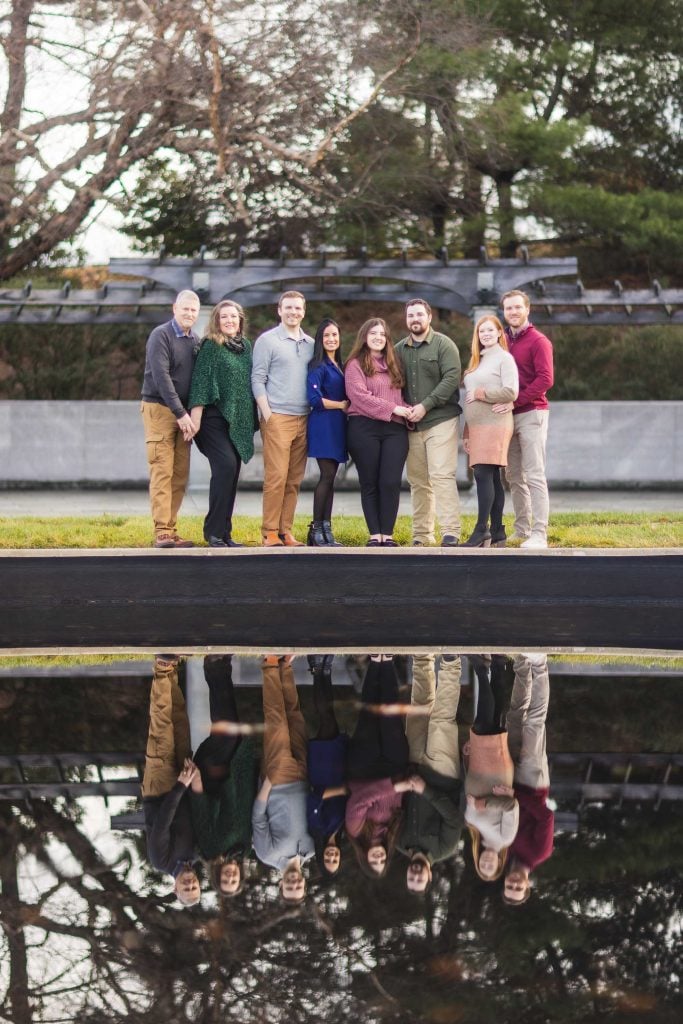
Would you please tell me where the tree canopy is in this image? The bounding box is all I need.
[1,1,681,281]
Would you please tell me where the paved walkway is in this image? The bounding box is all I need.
[0,487,680,517]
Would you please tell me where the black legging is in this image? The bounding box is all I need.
[194,407,242,541]
[347,659,409,779]
[313,458,340,521]
[472,463,505,532]
[471,656,508,735]
[312,665,339,740]
[193,654,241,795]
[347,416,408,535]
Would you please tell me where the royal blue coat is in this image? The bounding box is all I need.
[307,359,348,463]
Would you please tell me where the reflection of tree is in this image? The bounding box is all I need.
[1,801,683,1022]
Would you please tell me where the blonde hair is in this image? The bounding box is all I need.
[206,300,246,344]
[464,315,508,377]
[467,824,509,882]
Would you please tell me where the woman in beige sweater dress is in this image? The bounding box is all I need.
[462,316,519,547]
[464,654,519,881]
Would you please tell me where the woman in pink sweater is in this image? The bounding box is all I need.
[345,319,412,546]
[345,655,413,877]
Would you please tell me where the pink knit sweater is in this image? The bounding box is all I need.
[345,357,404,423]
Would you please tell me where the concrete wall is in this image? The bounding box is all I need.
[0,400,681,488]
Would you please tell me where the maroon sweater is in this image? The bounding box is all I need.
[506,322,554,414]
[510,783,554,872]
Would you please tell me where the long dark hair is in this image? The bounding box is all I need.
[346,318,404,388]
[309,317,343,371]
[348,808,403,880]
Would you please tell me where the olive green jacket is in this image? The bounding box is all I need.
[395,328,462,431]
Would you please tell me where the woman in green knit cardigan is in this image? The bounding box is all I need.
[188,655,259,898]
[188,301,257,547]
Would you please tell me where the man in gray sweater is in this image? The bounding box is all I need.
[140,291,201,547]
[251,291,314,546]
[252,656,314,902]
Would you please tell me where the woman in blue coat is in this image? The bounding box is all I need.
[306,318,348,546]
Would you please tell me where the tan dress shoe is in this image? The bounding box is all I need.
[263,531,285,547]
[279,532,304,547]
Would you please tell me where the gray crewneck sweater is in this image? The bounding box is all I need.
[251,324,314,415]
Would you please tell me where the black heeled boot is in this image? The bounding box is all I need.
[462,524,492,548]
[490,524,507,548]
[307,521,327,546]
[322,519,342,546]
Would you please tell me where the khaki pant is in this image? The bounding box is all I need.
[406,417,460,543]
[260,413,308,535]
[141,661,192,799]
[507,655,550,790]
[407,654,462,779]
[141,402,191,537]
[505,410,549,540]
[262,661,308,785]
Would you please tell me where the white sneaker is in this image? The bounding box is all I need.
[521,535,547,549]
[520,652,548,667]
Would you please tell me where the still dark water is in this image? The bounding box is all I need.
[0,651,681,1023]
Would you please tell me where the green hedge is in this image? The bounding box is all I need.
[1,308,682,401]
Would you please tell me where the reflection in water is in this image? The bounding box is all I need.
[1,652,682,1022]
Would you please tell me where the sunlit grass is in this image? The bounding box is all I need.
[0,512,681,549]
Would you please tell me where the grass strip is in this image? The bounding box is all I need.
[0,512,681,549]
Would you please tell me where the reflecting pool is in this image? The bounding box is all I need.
[0,651,681,1022]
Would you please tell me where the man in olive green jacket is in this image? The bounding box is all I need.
[395,298,462,546]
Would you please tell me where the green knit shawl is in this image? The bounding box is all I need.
[189,738,257,860]
[187,337,256,463]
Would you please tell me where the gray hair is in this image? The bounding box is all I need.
[174,290,201,306]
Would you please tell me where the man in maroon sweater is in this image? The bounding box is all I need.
[503,653,554,905]
[496,290,554,548]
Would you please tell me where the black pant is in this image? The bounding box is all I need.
[347,660,409,779]
[472,655,509,735]
[473,463,505,531]
[194,407,242,541]
[347,416,408,535]
[193,655,241,796]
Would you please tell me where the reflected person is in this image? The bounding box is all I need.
[464,654,519,882]
[346,655,411,878]
[252,656,314,902]
[503,653,554,905]
[189,655,258,898]
[398,654,465,893]
[141,655,201,906]
[306,655,348,880]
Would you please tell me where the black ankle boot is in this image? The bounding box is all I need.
[307,654,325,673]
[462,524,492,547]
[490,525,507,547]
[322,519,342,546]
[307,521,327,546]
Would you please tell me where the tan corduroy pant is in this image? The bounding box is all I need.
[407,654,462,779]
[260,413,308,535]
[406,417,461,543]
[505,409,550,540]
[507,655,550,790]
[141,401,191,537]
[262,660,308,786]
[141,661,192,799]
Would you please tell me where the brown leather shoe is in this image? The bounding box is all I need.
[154,533,177,548]
[263,531,285,547]
[172,536,194,548]
[279,532,305,547]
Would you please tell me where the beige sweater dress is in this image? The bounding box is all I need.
[463,345,519,467]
